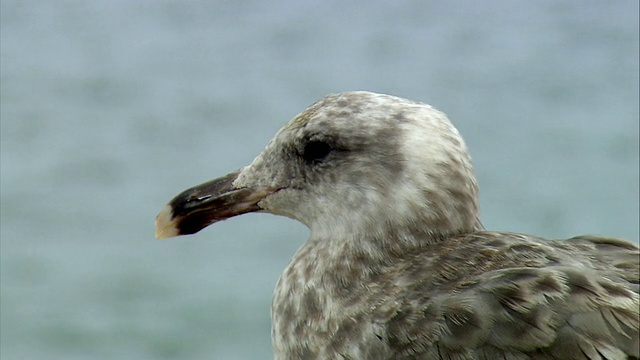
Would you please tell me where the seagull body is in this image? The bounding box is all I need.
[156,92,639,359]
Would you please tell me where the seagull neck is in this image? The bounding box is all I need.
[306,209,483,263]
[305,228,454,269]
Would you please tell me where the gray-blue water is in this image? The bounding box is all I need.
[1,1,638,359]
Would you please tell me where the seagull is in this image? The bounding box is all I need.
[155,91,639,359]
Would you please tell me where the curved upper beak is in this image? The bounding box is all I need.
[155,170,278,239]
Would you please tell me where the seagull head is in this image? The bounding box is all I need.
[156,91,480,242]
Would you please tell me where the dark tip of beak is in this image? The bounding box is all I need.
[155,170,278,239]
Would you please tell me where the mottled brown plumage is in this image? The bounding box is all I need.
[156,91,639,359]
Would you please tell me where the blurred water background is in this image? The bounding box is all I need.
[1,1,638,359]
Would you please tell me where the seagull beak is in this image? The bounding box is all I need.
[155,170,278,239]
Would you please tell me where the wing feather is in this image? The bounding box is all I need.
[374,233,639,359]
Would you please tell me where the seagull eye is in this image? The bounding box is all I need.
[302,140,332,163]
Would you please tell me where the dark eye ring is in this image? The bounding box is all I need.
[302,140,332,163]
